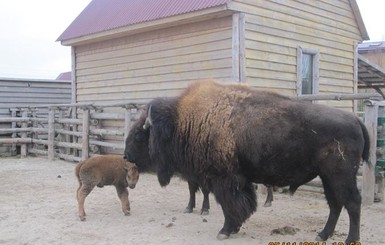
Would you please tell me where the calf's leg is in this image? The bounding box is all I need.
[116,185,130,216]
[77,183,95,221]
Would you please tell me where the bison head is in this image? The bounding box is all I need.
[124,99,177,186]
[124,112,152,172]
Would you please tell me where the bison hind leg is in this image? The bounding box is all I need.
[318,172,361,243]
[77,183,96,221]
[289,185,299,195]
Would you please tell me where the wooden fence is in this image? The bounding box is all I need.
[0,103,144,162]
[0,93,383,206]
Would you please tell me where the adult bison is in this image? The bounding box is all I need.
[124,80,369,243]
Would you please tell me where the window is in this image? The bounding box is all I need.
[297,47,320,96]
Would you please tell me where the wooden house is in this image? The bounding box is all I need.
[57,0,369,111]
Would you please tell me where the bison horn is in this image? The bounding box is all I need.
[143,105,153,130]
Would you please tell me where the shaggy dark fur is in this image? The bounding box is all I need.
[124,80,369,243]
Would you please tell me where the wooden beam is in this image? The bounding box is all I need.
[81,109,90,160]
[296,93,381,101]
[232,13,240,82]
[47,108,55,160]
[20,111,28,158]
[363,103,377,206]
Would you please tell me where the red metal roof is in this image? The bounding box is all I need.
[56,71,72,80]
[57,0,231,41]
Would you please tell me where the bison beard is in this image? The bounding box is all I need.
[124,80,369,243]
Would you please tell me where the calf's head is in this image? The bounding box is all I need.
[124,162,139,189]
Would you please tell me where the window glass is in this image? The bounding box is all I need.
[301,53,313,94]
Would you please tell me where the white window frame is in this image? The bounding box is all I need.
[296,47,320,96]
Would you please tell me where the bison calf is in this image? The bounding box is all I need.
[75,155,139,221]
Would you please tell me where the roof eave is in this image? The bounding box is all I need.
[59,5,232,46]
[349,0,370,41]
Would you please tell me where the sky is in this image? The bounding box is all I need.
[0,0,384,80]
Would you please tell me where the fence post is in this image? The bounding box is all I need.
[30,108,38,154]
[48,107,56,160]
[10,108,18,155]
[20,110,29,158]
[81,108,90,160]
[124,107,133,142]
[363,102,378,206]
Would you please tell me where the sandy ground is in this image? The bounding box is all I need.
[0,156,384,245]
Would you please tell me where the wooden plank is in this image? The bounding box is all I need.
[77,57,232,83]
[20,111,28,158]
[245,49,296,66]
[77,60,232,91]
[232,13,240,82]
[124,109,133,141]
[90,112,125,120]
[81,109,90,160]
[76,16,232,58]
[244,14,356,47]
[239,13,246,83]
[363,103,377,206]
[89,140,124,150]
[0,80,71,88]
[245,39,296,57]
[90,128,124,137]
[246,59,296,74]
[230,0,361,40]
[247,78,296,90]
[76,31,232,68]
[0,138,32,144]
[320,70,354,81]
[297,93,380,101]
[245,22,353,53]
[247,67,297,81]
[245,30,354,60]
[72,46,77,104]
[47,109,55,160]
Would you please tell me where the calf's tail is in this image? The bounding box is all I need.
[75,161,84,185]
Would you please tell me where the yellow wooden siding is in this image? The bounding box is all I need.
[230,0,361,110]
[74,17,233,104]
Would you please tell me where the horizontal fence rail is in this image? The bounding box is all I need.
[0,102,144,162]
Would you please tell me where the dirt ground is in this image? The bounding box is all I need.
[0,156,384,245]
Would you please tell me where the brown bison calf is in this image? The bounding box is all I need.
[75,155,139,221]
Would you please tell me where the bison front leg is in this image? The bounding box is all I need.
[116,185,130,216]
[201,186,210,215]
[184,181,198,213]
[212,176,257,240]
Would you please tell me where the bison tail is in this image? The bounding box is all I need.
[358,118,370,165]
